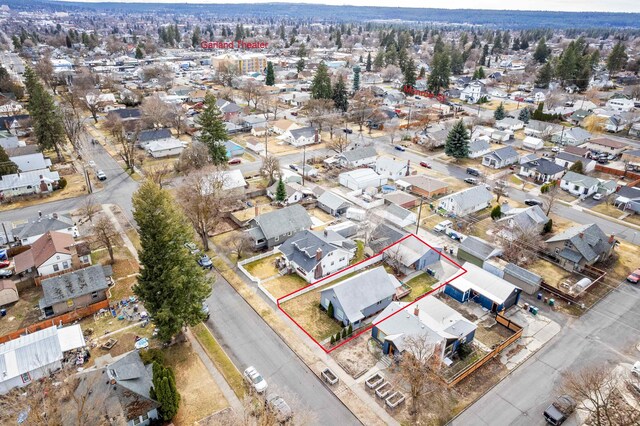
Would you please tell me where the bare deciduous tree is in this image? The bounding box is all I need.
[175,141,210,173]
[81,196,99,223]
[59,99,85,152]
[224,232,253,260]
[240,79,262,109]
[381,65,402,83]
[216,63,240,87]
[260,155,280,185]
[93,216,118,264]
[395,336,441,418]
[349,90,375,132]
[327,134,350,154]
[304,99,333,131]
[543,183,561,216]
[166,103,187,136]
[103,113,139,171]
[141,94,170,129]
[496,223,546,267]
[147,163,173,188]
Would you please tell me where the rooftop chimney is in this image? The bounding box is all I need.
[608,234,615,244]
[578,232,584,239]
[414,305,420,316]
[324,229,328,237]
[254,205,259,217]
[38,211,42,217]
[316,248,323,261]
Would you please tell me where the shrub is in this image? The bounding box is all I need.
[341,328,347,339]
[542,218,553,234]
[152,362,181,421]
[347,324,353,336]
[330,335,335,345]
[457,342,473,359]
[140,348,165,365]
[334,332,341,342]
[490,205,502,220]
[327,302,334,318]
[57,176,67,190]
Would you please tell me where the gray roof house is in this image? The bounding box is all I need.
[482,146,519,169]
[524,120,562,138]
[560,171,600,197]
[337,146,378,168]
[457,236,503,267]
[137,128,172,145]
[317,190,352,216]
[496,205,550,239]
[284,126,318,147]
[9,153,51,173]
[437,186,493,217]
[64,351,159,426]
[503,262,543,295]
[519,158,565,183]
[555,152,595,173]
[320,266,401,328]
[545,223,614,271]
[279,230,356,282]
[615,186,640,214]
[12,212,78,245]
[468,139,492,159]
[368,223,407,255]
[39,264,110,317]
[246,204,313,249]
[551,127,592,146]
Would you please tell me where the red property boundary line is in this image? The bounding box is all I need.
[277,233,468,354]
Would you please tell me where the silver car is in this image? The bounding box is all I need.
[243,366,268,393]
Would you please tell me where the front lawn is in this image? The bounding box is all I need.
[262,273,308,299]
[279,285,344,342]
[243,254,280,279]
[403,273,438,301]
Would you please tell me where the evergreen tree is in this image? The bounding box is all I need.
[607,41,628,74]
[275,177,287,203]
[327,301,334,318]
[135,45,144,59]
[191,26,201,48]
[535,62,553,89]
[152,362,181,421]
[427,51,450,94]
[265,61,275,86]
[518,107,531,123]
[366,52,372,72]
[543,218,553,234]
[0,146,18,175]
[352,66,361,92]
[491,205,502,220]
[196,93,228,165]
[419,66,426,79]
[494,102,506,120]
[296,58,305,73]
[477,66,485,79]
[403,57,416,87]
[311,62,332,100]
[449,49,464,75]
[335,30,342,49]
[332,74,348,112]
[373,50,385,70]
[444,119,470,160]
[533,37,550,63]
[569,160,584,174]
[133,181,212,342]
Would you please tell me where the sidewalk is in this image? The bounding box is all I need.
[102,203,139,262]
[185,328,243,413]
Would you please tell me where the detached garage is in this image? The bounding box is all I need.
[0,280,18,307]
[146,139,185,158]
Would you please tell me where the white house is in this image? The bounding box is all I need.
[460,81,487,103]
[9,153,52,173]
[339,169,387,190]
[495,117,524,132]
[373,203,417,227]
[560,171,600,197]
[522,136,544,151]
[267,181,307,205]
[0,170,60,199]
[468,139,492,159]
[482,146,519,169]
[282,127,319,147]
[12,213,79,245]
[336,146,378,168]
[12,231,90,276]
[554,152,596,173]
[606,98,635,112]
[146,138,184,158]
[438,186,493,217]
[375,157,410,180]
[0,325,85,394]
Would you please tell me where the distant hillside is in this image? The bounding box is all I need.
[9,1,640,29]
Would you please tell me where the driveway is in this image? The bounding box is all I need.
[205,271,360,426]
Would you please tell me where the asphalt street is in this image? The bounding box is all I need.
[204,271,360,425]
[451,280,640,426]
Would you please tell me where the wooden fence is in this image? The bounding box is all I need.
[445,313,523,387]
[594,164,640,181]
[0,299,110,344]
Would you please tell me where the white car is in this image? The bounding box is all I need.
[88,160,96,169]
[632,361,640,377]
[592,193,604,201]
[244,366,267,393]
[434,220,453,232]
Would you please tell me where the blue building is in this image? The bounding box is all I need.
[444,262,521,312]
[224,140,245,158]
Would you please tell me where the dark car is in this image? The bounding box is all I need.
[524,199,543,206]
[198,255,213,270]
[394,145,406,152]
[466,167,480,176]
[343,128,353,134]
[543,395,576,425]
[419,161,431,168]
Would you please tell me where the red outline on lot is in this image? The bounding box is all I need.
[277,233,467,353]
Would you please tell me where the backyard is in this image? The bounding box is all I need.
[262,273,308,300]
[402,272,438,302]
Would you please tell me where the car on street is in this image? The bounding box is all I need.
[343,128,353,134]
[198,254,213,270]
[244,366,268,393]
[524,199,543,206]
[88,160,96,169]
[466,167,480,176]
[228,158,242,165]
[632,361,640,376]
[184,242,200,255]
[290,111,298,116]
[551,147,560,153]
[0,269,13,278]
[267,395,293,422]
[289,164,298,171]
[543,395,576,425]
[627,268,640,284]
[464,177,478,185]
[592,193,604,201]
[434,220,453,232]
[419,161,431,168]
[96,170,107,181]
[394,145,406,152]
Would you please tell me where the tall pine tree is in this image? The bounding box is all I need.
[607,41,628,75]
[403,57,416,87]
[132,181,212,342]
[366,52,372,72]
[352,66,361,92]
[0,146,18,175]
[151,362,181,421]
[311,62,332,100]
[494,102,506,120]
[196,93,228,165]
[275,177,287,203]
[265,61,275,86]
[444,120,470,160]
[533,37,550,63]
[332,74,348,112]
[427,51,450,94]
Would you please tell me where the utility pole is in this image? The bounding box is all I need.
[302,144,306,185]
[415,197,423,235]
[264,118,268,157]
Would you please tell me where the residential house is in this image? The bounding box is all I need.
[9,153,51,173]
[246,204,313,249]
[468,139,492,159]
[266,181,307,205]
[564,146,592,158]
[39,264,110,318]
[0,170,61,199]
[320,266,400,328]
[317,190,352,216]
[279,229,356,282]
[137,128,173,149]
[13,231,91,276]
[375,157,410,180]
[0,114,31,136]
[495,117,524,132]
[0,279,18,307]
[621,149,640,167]
[12,212,78,245]
[629,122,640,138]
[382,191,419,209]
[444,262,521,312]
[545,223,615,271]
[0,132,22,150]
[383,236,441,274]
[271,119,299,135]
[519,158,565,183]
[554,152,596,173]
[339,169,387,190]
[457,236,503,267]
[215,99,242,122]
[615,186,640,214]
[603,114,628,133]
[560,171,600,197]
[64,351,159,426]
[223,140,245,158]
[568,109,592,126]
[395,175,449,198]
[0,325,86,394]
[278,92,310,107]
[336,146,378,168]
[502,263,543,295]
[606,97,635,112]
[482,146,519,169]
[283,126,319,147]
[524,120,562,138]
[496,204,550,238]
[522,136,544,151]
[582,137,629,156]
[109,108,141,122]
[437,186,493,217]
[459,81,487,103]
[241,115,268,131]
[371,295,477,359]
[146,139,184,158]
[368,223,407,255]
[373,203,417,228]
[551,127,592,146]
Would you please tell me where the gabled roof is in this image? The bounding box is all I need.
[279,230,352,273]
[369,223,407,254]
[396,175,449,193]
[138,128,172,142]
[525,158,565,176]
[561,171,599,188]
[459,236,503,261]
[546,223,612,263]
[289,126,316,139]
[485,146,519,162]
[588,137,628,149]
[556,127,592,141]
[9,153,50,173]
[109,108,141,120]
[146,138,183,152]
[13,213,75,241]
[317,190,351,211]
[504,263,542,286]
[498,205,549,229]
[40,264,109,307]
[250,204,312,241]
[31,231,75,267]
[450,262,520,304]
[0,169,60,191]
[441,186,493,212]
[338,146,378,163]
[469,139,491,153]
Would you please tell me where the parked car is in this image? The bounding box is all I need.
[543,395,576,425]
[198,254,213,270]
[202,302,210,320]
[627,268,640,284]
[0,260,10,269]
[343,128,353,134]
[96,170,107,181]
[0,269,13,278]
[267,395,293,423]
[88,160,96,169]
[244,366,268,393]
[592,193,604,201]
[419,161,431,168]
[464,177,478,185]
[394,145,406,152]
[524,199,543,206]
[290,111,298,116]
[632,361,640,376]
[551,147,560,153]
[184,242,200,255]
[289,164,298,171]
[228,158,242,165]
[434,220,453,232]
[466,167,480,176]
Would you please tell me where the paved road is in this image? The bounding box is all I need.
[205,271,360,426]
[450,280,640,426]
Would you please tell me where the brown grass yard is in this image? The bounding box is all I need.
[528,259,574,288]
[280,283,343,341]
[592,203,640,226]
[262,273,308,300]
[244,254,280,279]
[0,173,87,212]
[403,273,438,302]
[0,283,42,336]
[164,341,229,425]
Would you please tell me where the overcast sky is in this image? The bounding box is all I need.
[63,0,640,13]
